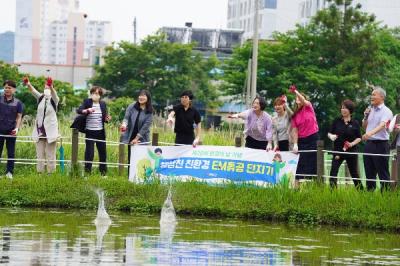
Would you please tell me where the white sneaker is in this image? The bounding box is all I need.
[6,172,13,179]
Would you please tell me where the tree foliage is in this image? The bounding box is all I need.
[222,0,400,135]
[90,33,220,111]
[0,61,82,116]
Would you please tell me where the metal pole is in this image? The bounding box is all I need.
[250,0,259,101]
[317,140,325,183]
[72,26,77,87]
[246,59,252,107]
[133,17,137,44]
[118,135,125,176]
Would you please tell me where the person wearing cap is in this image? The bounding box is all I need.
[327,99,362,189]
[0,80,24,179]
[167,90,201,146]
[362,86,393,191]
[228,96,273,150]
[25,77,59,174]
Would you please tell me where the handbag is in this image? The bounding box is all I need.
[70,115,86,133]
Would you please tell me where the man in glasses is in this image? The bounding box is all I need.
[0,80,24,179]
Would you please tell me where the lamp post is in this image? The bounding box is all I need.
[71,13,87,88]
[250,0,260,101]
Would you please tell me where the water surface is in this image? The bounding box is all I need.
[0,208,399,265]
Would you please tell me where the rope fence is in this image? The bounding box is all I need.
[0,132,399,186]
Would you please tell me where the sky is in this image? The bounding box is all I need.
[0,0,228,42]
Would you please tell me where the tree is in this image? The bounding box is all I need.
[222,0,400,135]
[0,61,81,116]
[90,33,220,111]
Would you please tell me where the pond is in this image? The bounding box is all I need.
[0,208,399,265]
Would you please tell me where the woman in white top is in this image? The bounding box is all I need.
[77,86,111,175]
[26,77,59,173]
[272,95,293,151]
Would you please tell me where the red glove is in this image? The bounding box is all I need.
[289,85,297,93]
[46,77,53,87]
[343,141,351,151]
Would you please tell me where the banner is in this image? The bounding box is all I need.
[129,145,299,186]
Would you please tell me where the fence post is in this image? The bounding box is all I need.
[235,136,242,147]
[316,140,324,183]
[152,132,159,146]
[396,146,400,188]
[118,135,125,176]
[71,128,79,177]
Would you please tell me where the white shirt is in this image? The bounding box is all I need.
[85,103,103,130]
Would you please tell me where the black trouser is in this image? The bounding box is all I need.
[296,133,318,180]
[278,140,289,151]
[363,140,390,191]
[245,136,267,150]
[84,130,107,175]
[0,134,16,174]
[175,133,194,145]
[330,153,362,188]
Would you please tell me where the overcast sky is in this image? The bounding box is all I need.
[0,0,228,42]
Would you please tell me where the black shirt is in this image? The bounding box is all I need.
[173,104,201,135]
[329,117,362,152]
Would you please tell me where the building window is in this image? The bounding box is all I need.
[264,0,277,9]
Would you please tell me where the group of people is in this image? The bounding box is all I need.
[228,85,396,191]
[0,79,398,191]
[0,79,202,178]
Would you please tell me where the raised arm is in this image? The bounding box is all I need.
[26,82,41,99]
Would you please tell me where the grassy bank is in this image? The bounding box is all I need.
[0,173,399,232]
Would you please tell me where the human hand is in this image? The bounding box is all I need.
[343,141,352,151]
[167,118,174,127]
[266,143,272,151]
[362,132,372,141]
[23,77,30,85]
[105,114,112,122]
[328,133,338,142]
[120,124,127,133]
[292,143,298,153]
[280,95,287,104]
[289,85,297,94]
[273,146,279,152]
[363,107,371,119]
[130,139,141,145]
[192,138,200,147]
[10,128,18,136]
[46,77,53,87]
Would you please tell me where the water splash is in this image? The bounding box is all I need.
[159,187,177,243]
[94,189,111,221]
[93,189,111,263]
[160,188,177,226]
[94,189,111,246]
